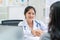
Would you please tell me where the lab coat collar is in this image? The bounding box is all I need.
[23,19,35,30]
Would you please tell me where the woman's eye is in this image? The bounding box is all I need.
[28,13,31,14]
[28,12,35,15]
[32,13,35,15]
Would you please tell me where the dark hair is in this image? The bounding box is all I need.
[48,1,60,40]
[24,6,36,15]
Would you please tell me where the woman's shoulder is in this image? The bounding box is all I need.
[35,19,45,25]
[18,20,24,26]
[40,33,50,40]
[35,19,48,30]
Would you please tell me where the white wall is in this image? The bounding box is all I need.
[8,6,25,20]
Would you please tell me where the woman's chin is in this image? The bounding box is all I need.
[29,19,33,21]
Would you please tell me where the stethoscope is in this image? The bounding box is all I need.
[24,20,42,30]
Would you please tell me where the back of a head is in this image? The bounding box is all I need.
[48,1,60,40]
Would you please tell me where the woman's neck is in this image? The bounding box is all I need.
[27,20,33,29]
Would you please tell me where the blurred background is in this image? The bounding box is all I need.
[0,0,59,25]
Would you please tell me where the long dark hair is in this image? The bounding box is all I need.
[48,1,60,40]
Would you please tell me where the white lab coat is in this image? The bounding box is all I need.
[18,19,47,40]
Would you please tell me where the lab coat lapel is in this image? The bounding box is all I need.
[33,20,37,30]
[24,19,30,30]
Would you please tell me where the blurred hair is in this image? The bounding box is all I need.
[24,6,36,15]
[48,1,60,40]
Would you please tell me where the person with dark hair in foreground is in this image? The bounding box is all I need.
[40,1,60,40]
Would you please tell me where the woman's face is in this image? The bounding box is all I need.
[25,9,35,21]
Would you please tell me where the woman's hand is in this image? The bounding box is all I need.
[31,30,37,36]
[36,30,43,37]
[31,30,44,37]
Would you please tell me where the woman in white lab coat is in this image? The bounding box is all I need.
[18,6,47,40]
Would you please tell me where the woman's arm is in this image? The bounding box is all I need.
[40,33,50,40]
